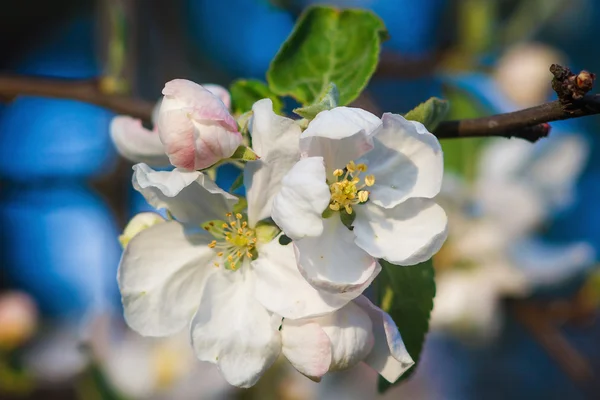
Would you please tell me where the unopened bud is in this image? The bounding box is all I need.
[576,70,595,92]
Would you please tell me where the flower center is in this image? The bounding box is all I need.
[329,161,375,214]
[203,212,257,271]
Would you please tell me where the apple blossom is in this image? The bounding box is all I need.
[110,81,239,170]
[118,99,384,388]
[272,107,448,293]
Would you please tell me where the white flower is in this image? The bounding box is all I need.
[271,107,448,293]
[430,261,529,341]
[476,134,589,238]
[110,81,239,170]
[118,100,359,388]
[280,296,414,384]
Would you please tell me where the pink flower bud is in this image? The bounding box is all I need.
[158,80,242,170]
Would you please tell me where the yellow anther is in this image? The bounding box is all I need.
[214,262,220,267]
[328,160,376,213]
[358,190,369,203]
[207,211,257,271]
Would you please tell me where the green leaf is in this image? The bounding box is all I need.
[293,82,339,119]
[404,97,450,131]
[377,259,436,393]
[230,145,259,162]
[267,6,387,106]
[230,79,283,115]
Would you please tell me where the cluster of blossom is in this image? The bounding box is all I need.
[430,134,594,340]
[111,79,448,388]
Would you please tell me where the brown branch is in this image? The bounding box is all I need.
[0,74,154,120]
[0,66,599,144]
[434,95,600,142]
[434,64,600,142]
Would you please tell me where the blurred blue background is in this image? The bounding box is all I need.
[0,0,599,399]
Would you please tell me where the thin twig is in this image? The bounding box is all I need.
[0,74,153,119]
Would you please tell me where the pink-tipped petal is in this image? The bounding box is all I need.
[158,79,242,170]
[203,84,232,110]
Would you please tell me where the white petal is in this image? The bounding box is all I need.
[252,237,352,319]
[477,180,543,237]
[353,199,448,265]
[526,134,589,210]
[281,320,332,381]
[245,99,302,226]
[132,163,238,226]
[301,107,379,174]
[510,239,595,288]
[478,138,532,182]
[430,269,512,339]
[118,221,215,336]
[110,116,170,166]
[190,270,281,388]
[353,296,414,383]
[119,212,165,248]
[360,114,443,208]
[249,98,301,161]
[271,157,330,240]
[311,301,374,371]
[295,216,380,295]
[303,107,381,141]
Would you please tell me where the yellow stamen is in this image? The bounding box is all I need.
[346,161,356,172]
[328,160,376,213]
[358,190,369,202]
